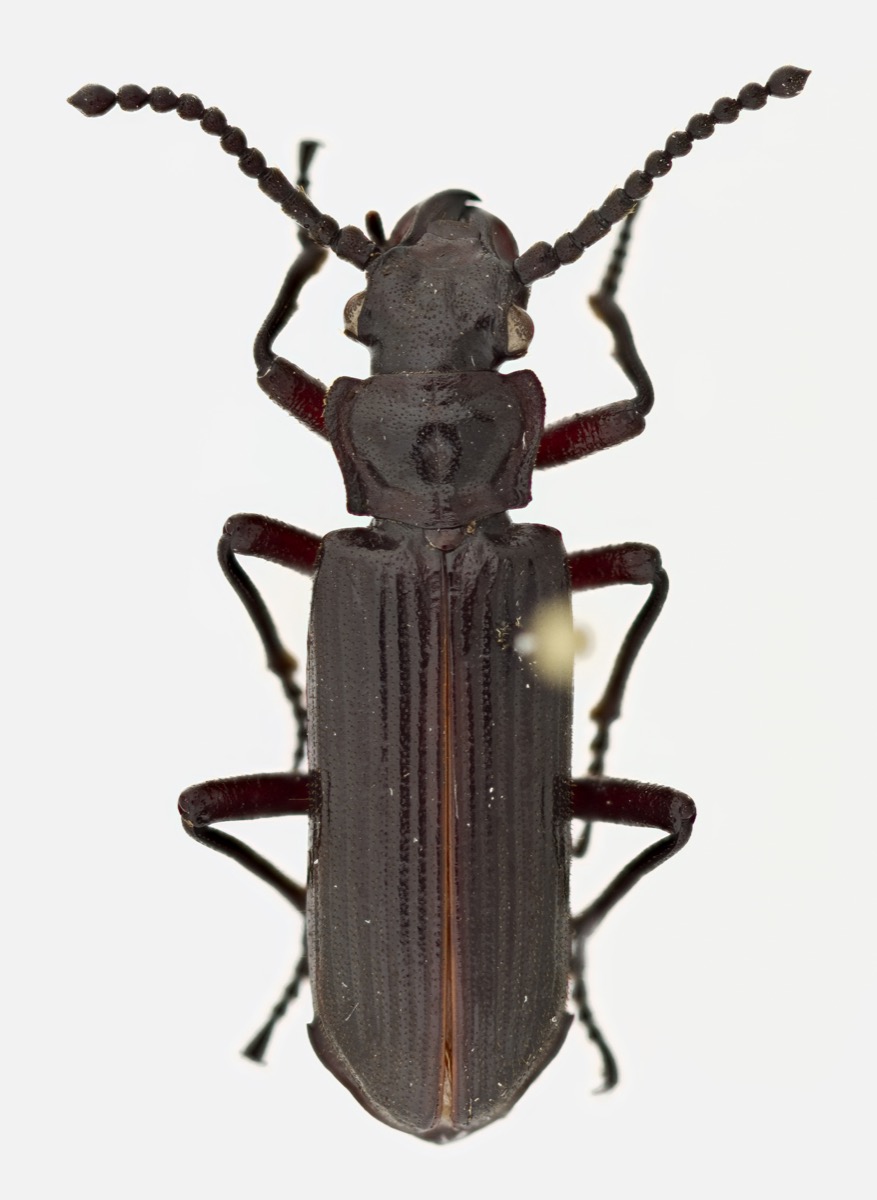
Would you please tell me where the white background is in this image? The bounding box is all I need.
[6,3,873,1196]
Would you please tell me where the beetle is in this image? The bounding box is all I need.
[69,65,808,1141]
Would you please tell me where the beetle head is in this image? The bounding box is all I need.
[344,191,533,374]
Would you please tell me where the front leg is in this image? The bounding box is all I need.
[536,211,653,470]
[254,142,330,438]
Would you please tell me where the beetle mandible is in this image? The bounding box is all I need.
[69,65,808,1141]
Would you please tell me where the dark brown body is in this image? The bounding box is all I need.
[305,356,574,1138]
[307,515,573,1139]
[70,71,804,1139]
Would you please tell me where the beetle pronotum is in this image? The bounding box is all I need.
[69,65,808,1141]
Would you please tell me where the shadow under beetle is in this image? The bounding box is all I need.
[70,65,808,1141]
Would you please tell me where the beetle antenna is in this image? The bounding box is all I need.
[67,85,380,269]
[243,927,309,1063]
[515,65,809,284]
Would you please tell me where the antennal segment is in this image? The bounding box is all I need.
[67,84,379,270]
[515,65,809,285]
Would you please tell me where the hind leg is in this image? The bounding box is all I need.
[569,774,696,1089]
[181,510,322,1055]
[179,770,314,1060]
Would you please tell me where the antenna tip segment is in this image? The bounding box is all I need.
[767,66,811,99]
[68,84,117,117]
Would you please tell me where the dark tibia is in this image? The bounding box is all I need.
[570,934,618,1092]
[569,774,695,1090]
[567,542,668,776]
[571,775,695,939]
[254,140,331,436]
[219,514,321,770]
[179,771,312,911]
[537,211,653,470]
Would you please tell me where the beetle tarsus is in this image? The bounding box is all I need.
[572,933,619,1092]
[595,206,639,301]
[243,930,309,1063]
[588,567,670,774]
[589,727,610,777]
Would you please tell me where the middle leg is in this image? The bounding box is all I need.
[568,541,668,779]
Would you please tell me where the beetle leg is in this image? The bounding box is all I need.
[179,770,312,910]
[254,235,330,437]
[568,542,668,781]
[178,770,313,1061]
[536,212,654,470]
[243,925,309,1063]
[568,540,667,856]
[569,775,696,1089]
[571,775,695,937]
[570,933,618,1092]
[253,141,331,436]
[220,513,321,770]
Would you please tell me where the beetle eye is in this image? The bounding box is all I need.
[344,292,366,339]
[506,305,534,357]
